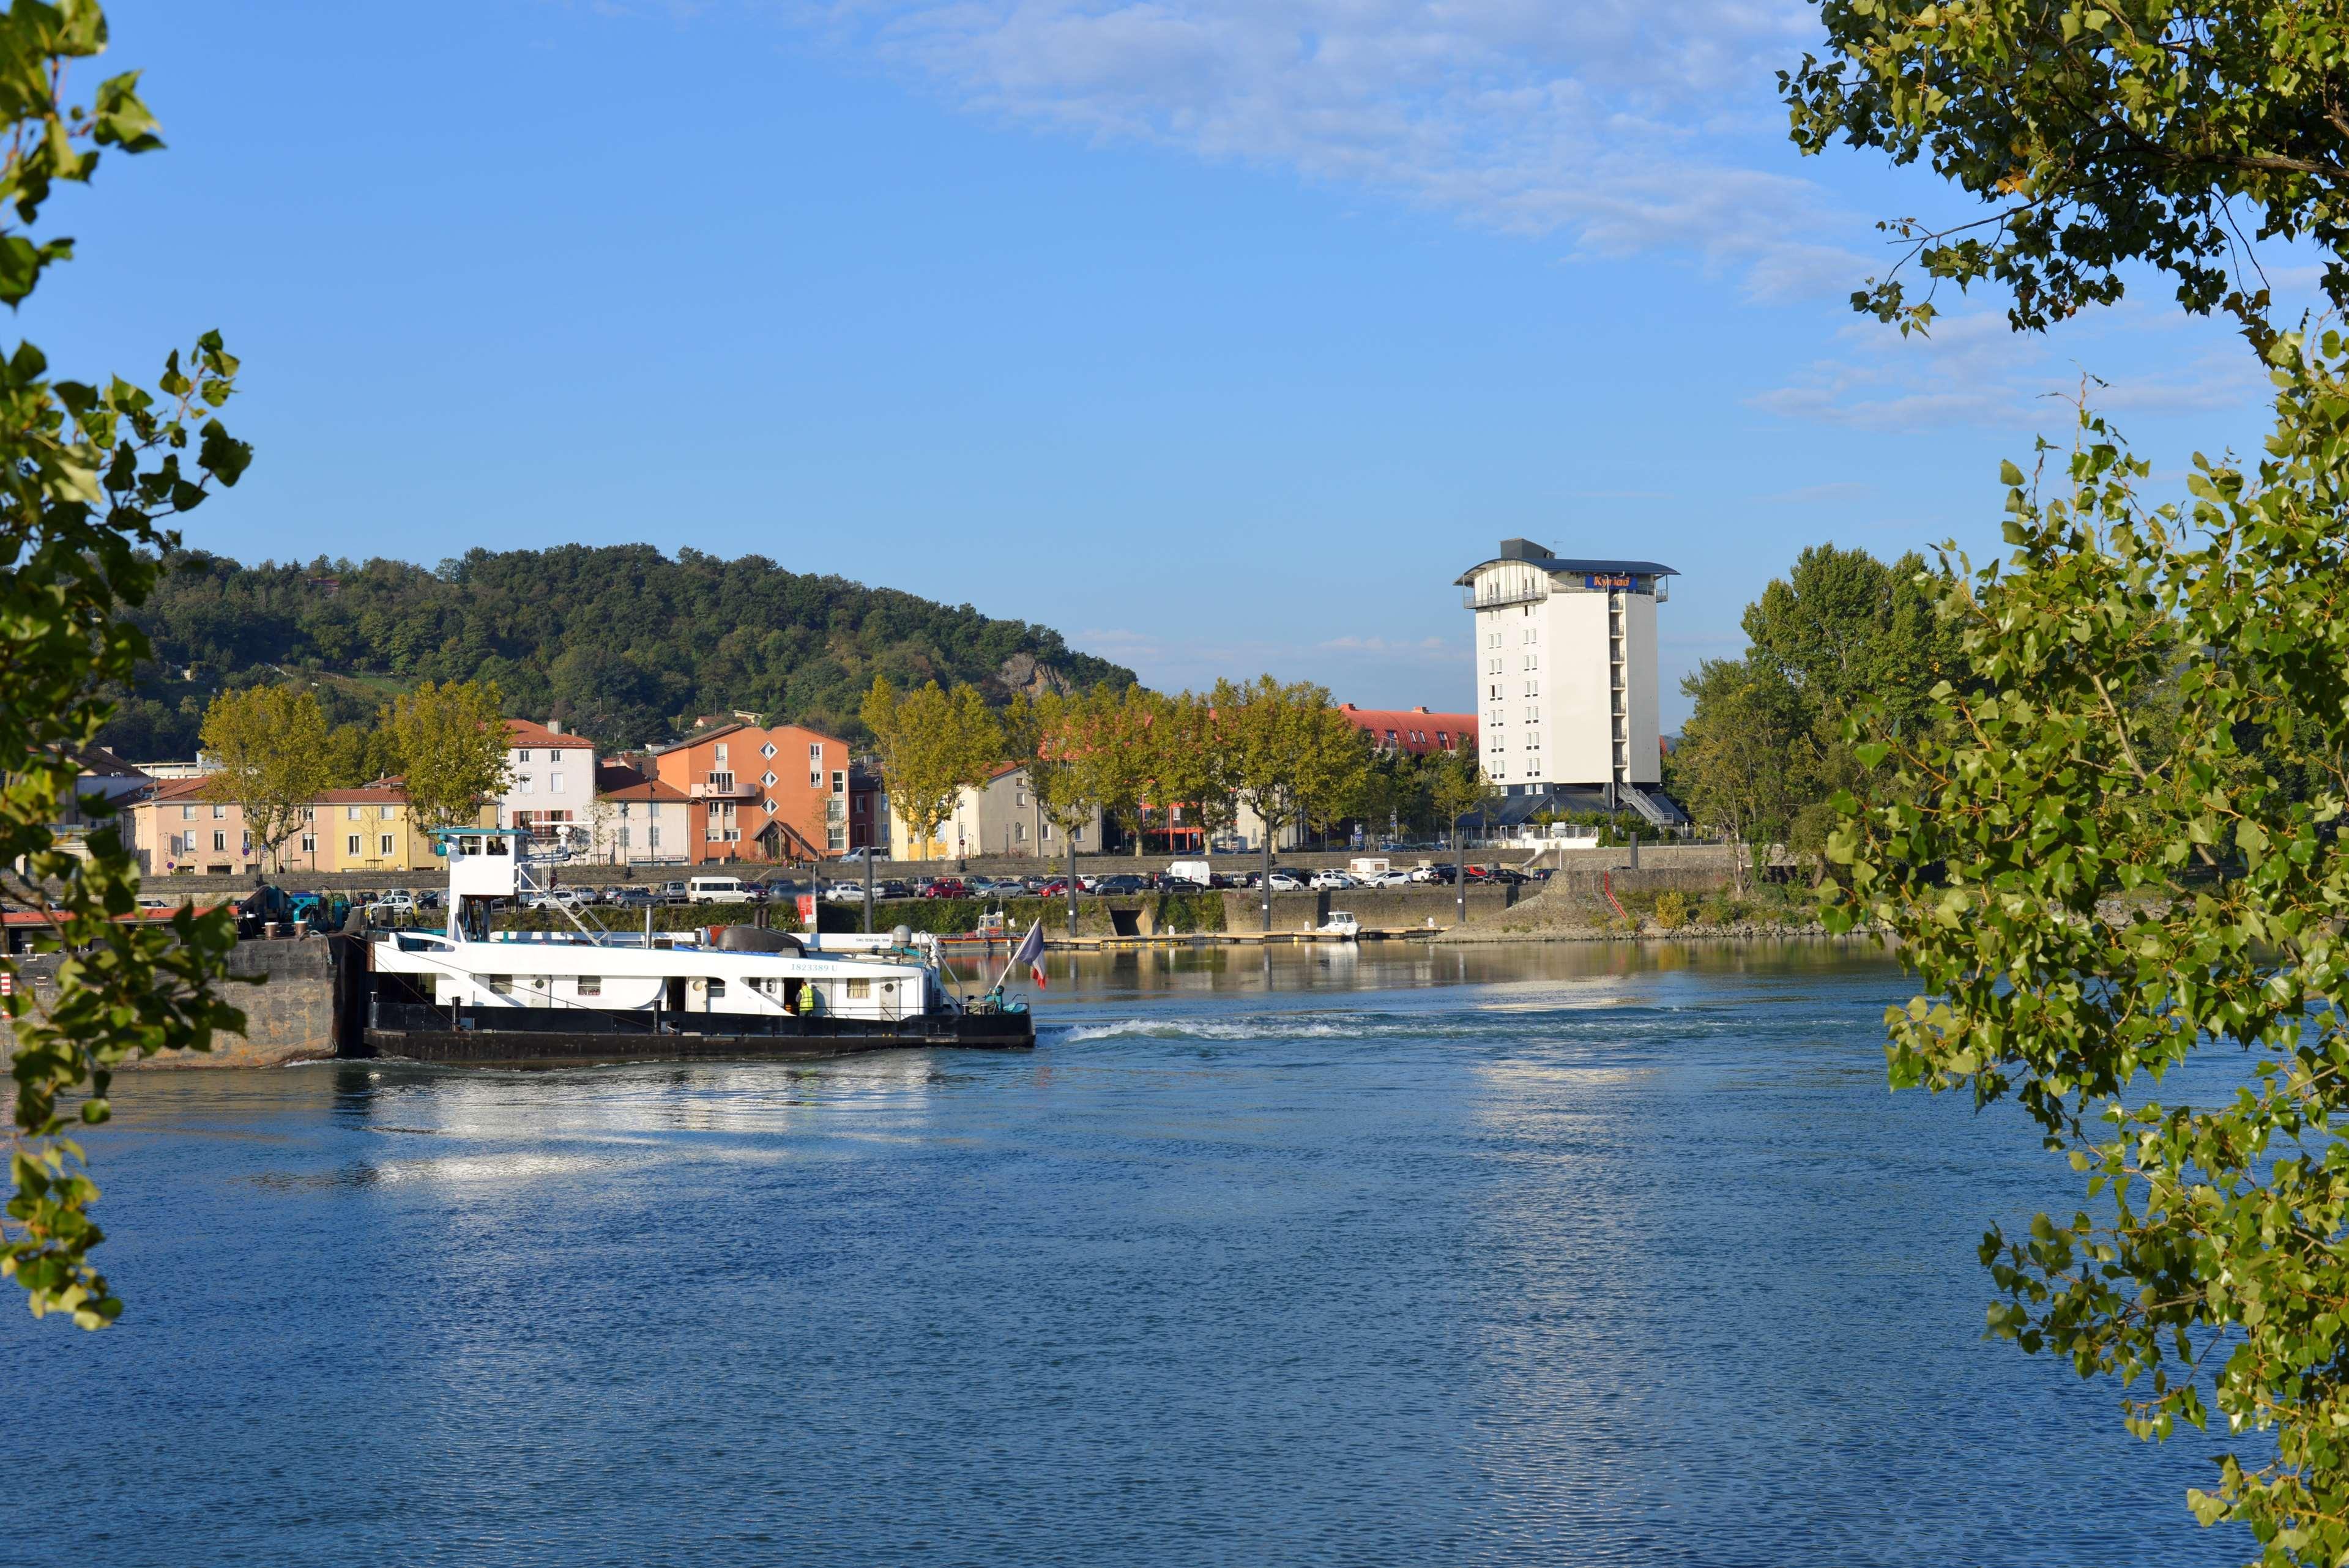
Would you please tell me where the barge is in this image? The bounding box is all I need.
[359,829,1034,1065]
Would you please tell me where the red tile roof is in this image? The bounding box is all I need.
[1336,704,1478,757]
[504,719,590,751]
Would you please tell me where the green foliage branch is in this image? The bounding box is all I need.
[1,1,250,1329]
[1784,0,2349,346]
[1825,332,2349,1559]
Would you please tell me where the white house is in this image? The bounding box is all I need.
[499,719,598,845]
[590,763,689,864]
[1455,538,1685,824]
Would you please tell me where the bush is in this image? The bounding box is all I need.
[1700,893,1736,927]
[1652,891,1689,930]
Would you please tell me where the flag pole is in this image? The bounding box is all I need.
[994,918,1040,992]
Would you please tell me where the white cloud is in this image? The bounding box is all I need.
[1746,305,2273,433]
[788,0,1855,296]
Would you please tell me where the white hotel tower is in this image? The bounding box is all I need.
[1457,538,1686,826]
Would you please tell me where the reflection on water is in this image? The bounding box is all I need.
[1,940,2230,1566]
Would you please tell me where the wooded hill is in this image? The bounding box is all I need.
[99,544,1136,759]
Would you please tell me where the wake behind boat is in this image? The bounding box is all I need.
[359,829,1033,1065]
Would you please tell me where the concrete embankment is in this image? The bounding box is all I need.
[1,935,348,1071]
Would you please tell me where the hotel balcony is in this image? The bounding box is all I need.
[1463,579,1547,611]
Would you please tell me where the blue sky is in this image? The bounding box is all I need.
[42,1,2290,725]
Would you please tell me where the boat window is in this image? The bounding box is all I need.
[846,978,871,1000]
[488,975,513,995]
[707,978,726,999]
[576,976,601,997]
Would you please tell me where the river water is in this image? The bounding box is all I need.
[3,940,2235,1566]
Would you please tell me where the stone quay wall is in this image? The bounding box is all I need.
[1,936,342,1072]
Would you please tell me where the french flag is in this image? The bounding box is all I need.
[1012,918,1047,989]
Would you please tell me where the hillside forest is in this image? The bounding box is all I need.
[98,544,1136,759]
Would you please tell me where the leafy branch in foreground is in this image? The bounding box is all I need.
[1825,330,2349,1562]
[2,0,250,1329]
[1783,1,2349,347]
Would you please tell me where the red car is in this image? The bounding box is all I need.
[920,878,970,899]
[1033,878,1070,897]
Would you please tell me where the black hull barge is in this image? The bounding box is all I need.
[360,1000,1034,1066]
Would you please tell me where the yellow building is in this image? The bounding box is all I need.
[310,786,456,874]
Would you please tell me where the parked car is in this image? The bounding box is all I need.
[837,846,884,862]
[918,877,971,899]
[1309,871,1354,891]
[1033,878,1071,897]
[365,890,416,918]
[606,886,656,910]
[1093,874,1150,894]
[821,880,868,904]
[1368,869,1415,888]
[1265,870,1310,893]
[657,880,691,905]
[875,879,914,900]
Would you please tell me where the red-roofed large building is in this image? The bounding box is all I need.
[649,721,851,864]
[1336,704,1478,759]
[498,719,598,847]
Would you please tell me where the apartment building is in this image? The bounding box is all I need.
[499,719,598,847]
[1456,538,1685,823]
[890,763,1103,861]
[649,721,851,864]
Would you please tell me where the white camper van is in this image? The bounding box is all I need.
[687,875,750,904]
[1165,860,1214,889]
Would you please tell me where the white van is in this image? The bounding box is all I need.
[686,875,750,904]
[1165,860,1214,888]
[1347,857,1390,882]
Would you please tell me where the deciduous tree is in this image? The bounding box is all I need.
[863,677,1002,863]
[382,679,507,833]
[198,685,329,872]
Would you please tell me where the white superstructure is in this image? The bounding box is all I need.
[1456,539,1676,803]
[368,829,941,1025]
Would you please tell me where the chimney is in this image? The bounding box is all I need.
[546,719,564,735]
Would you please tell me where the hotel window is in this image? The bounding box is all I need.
[846,978,871,1000]
[346,834,360,855]
[379,834,395,855]
[212,831,226,852]
[576,976,601,998]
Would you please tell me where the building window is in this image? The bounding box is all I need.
[762,798,777,815]
[181,804,195,820]
[761,743,775,759]
[1014,822,1027,843]
[300,834,316,853]
[832,771,846,793]
[212,831,226,852]
[347,834,360,855]
[708,771,733,793]
[380,834,395,855]
[518,749,532,764]
[349,806,362,820]
[808,743,821,760]
[212,803,226,819]
[550,771,565,793]
[1437,732,1451,748]
[761,771,776,788]
[715,743,729,764]
[827,827,845,850]
[518,775,534,795]
[1043,822,1053,841]
[619,827,631,849]
[649,827,661,849]
[576,976,601,998]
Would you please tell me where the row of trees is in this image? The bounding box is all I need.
[860,674,1489,913]
[196,678,511,870]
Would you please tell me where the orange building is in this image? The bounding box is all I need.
[647,721,850,864]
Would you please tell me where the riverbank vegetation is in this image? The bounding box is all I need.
[1795,4,2349,1556]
